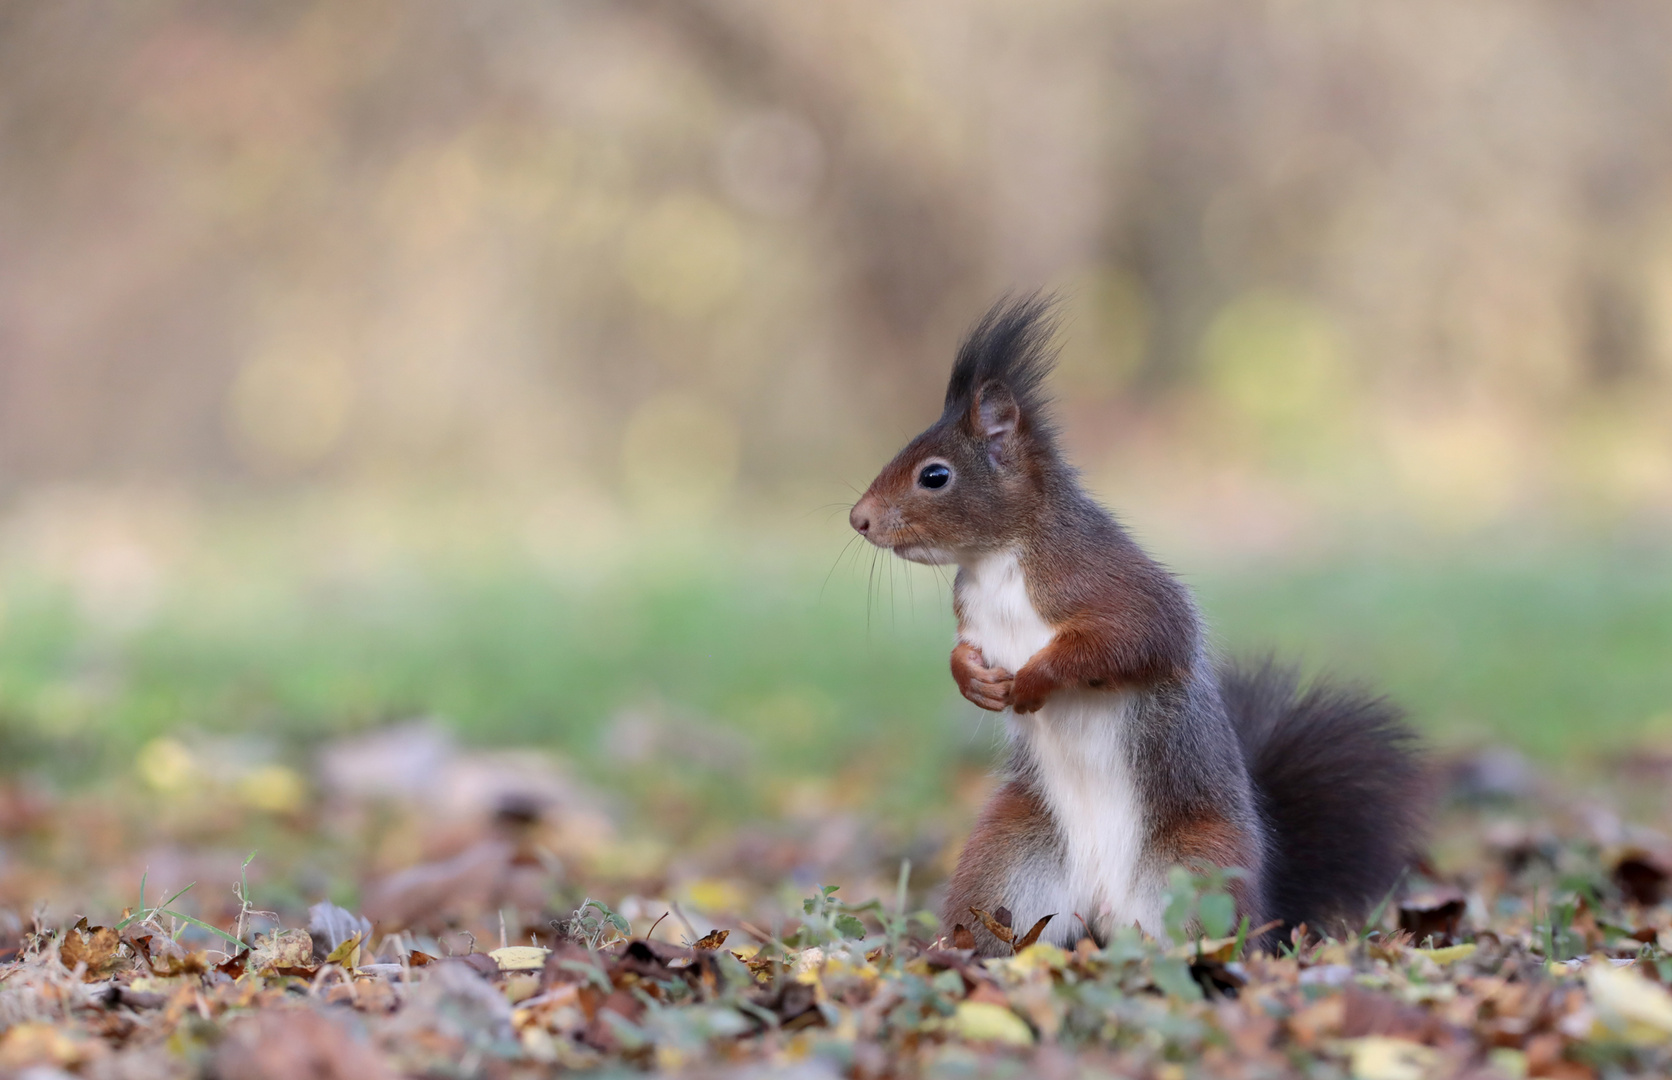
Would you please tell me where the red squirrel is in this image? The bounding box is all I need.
[849,295,1427,955]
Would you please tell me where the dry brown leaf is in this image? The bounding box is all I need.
[1014,914,1055,950]
[693,928,730,950]
[217,948,251,978]
[1614,850,1669,907]
[1398,888,1466,945]
[969,908,1014,945]
[252,929,314,972]
[60,919,124,979]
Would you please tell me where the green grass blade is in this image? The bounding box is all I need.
[156,907,244,948]
[1360,869,1407,937]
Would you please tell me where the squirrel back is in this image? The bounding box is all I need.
[849,294,1429,953]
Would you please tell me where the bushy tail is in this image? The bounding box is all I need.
[1221,660,1429,936]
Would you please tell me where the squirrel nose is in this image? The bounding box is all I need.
[849,505,871,535]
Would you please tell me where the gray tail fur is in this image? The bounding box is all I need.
[1222,659,1429,938]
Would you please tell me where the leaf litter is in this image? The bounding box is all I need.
[5,739,1672,1076]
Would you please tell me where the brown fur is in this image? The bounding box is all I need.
[1150,812,1261,920]
[942,780,1057,954]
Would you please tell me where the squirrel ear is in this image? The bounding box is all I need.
[972,380,1020,465]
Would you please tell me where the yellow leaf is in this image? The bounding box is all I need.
[1340,1036,1440,1080]
[952,1001,1034,1047]
[1415,943,1476,965]
[503,972,541,1004]
[1007,942,1069,976]
[324,932,363,969]
[490,946,551,972]
[792,946,825,984]
[1586,962,1672,1045]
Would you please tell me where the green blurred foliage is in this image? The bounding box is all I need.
[3,523,1669,811]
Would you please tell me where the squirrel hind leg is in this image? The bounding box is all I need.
[943,780,1073,956]
[1149,811,1266,929]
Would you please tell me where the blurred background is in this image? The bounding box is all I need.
[3,0,1672,924]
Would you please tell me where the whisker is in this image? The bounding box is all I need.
[820,533,863,602]
[905,539,915,614]
[888,545,898,629]
[803,501,857,520]
[903,521,956,598]
[866,546,879,636]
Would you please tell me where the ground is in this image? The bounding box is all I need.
[3,542,1672,1077]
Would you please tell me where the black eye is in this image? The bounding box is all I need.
[918,463,951,489]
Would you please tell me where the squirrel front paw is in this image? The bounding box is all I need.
[951,642,1014,712]
[1009,662,1058,714]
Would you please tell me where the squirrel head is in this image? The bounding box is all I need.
[850,294,1062,564]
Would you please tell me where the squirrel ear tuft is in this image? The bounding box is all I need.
[973,380,1020,464]
[944,293,1061,457]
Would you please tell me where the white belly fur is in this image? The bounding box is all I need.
[956,551,1161,943]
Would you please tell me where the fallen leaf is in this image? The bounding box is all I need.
[490,945,551,971]
[1586,961,1672,1045]
[1415,943,1476,965]
[324,931,363,969]
[951,1001,1034,1046]
[60,919,124,979]
[308,902,372,957]
[1398,889,1466,946]
[1614,850,1669,907]
[217,948,251,978]
[252,929,315,973]
[1014,914,1054,950]
[1288,996,1346,1048]
[1006,941,1069,976]
[139,945,213,977]
[693,928,730,950]
[1339,1036,1440,1080]
[969,908,1014,945]
[951,924,976,950]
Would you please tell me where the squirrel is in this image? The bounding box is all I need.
[848,295,1428,956]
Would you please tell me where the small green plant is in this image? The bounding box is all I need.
[1161,864,1247,949]
[230,851,276,947]
[790,867,940,952]
[1539,892,1585,963]
[113,873,243,952]
[799,885,867,945]
[569,898,632,951]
